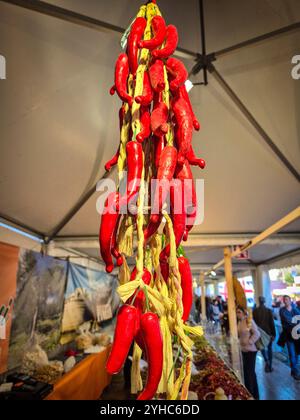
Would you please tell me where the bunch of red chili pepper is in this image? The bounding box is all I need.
[99,0,206,401]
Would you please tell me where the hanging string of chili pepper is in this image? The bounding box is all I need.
[100,0,206,401]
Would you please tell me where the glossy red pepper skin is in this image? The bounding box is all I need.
[106,305,139,375]
[166,57,188,92]
[111,54,134,106]
[149,59,165,93]
[136,106,151,143]
[105,147,120,172]
[135,71,153,106]
[177,257,193,322]
[99,192,120,273]
[139,16,166,50]
[111,216,123,267]
[143,215,162,243]
[172,96,194,165]
[186,145,206,169]
[178,85,200,131]
[155,135,165,169]
[151,101,169,137]
[160,181,186,261]
[152,25,178,59]
[121,141,143,208]
[137,313,163,400]
[127,17,147,75]
[151,146,178,224]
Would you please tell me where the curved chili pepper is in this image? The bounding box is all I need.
[111,53,134,106]
[106,305,139,375]
[127,17,147,75]
[166,57,188,92]
[143,215,162,243]
[152,25,178,60]
[149,59,165,93]
[172,96,194,165]
[139,16,166,50]
[105,147,120,172]
[160,181,186,261]
[151,101,169,137]
[178,257,193,322]
[137,312,163,400]
[186,145,206,169]
[136,106,151,143]
[135,71,153,106]
[151,146,178,224]
[179,85,200,131]
[99,192,120,273]
[120,141,143,210]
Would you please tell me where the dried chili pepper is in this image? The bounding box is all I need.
[178,85,200,131]
[166,57,188,92]
[177,256,193,322]
[99,192,120,273]
[152,25,178,59]
[186,145,206,169]
[111,217,123,267]
[151,101,169,137]
[127,17,147,75]
[139,15,166,50]
[149,59,165,93]
[105,147,120,172]
[136,106,151,143]
[135,71,153,106]
[155,135,165,168]
[172,96,194,165]
[122,141,143,208]
[137,312,163,400]
[143,215,162,243]
[111,53,134,106]
[151,145,178,223]
[106,304,139,374]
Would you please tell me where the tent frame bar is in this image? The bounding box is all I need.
[1,0,299,242]
[209,64,300,183]
[0,213,45,240]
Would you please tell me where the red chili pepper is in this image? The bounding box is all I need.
[137,312,163,400]
[139,16,167,50]
[135,71,153,106]
[172,96,194,165]
[160,180,186,261]
[136,106,151,143]
[99,192,120,273]
[121,141,143,208]
[186,145,206,169]
[127,17,147,75]
[105,147,120,172]
[149,59,165,93]
[106,305,139,375]
[151,101,169,137]
[151,145,178,223]
[160,260,169,282]
[111,54,134,106]
[130,267,152,313]
[166,57,188,92]
[178,85,200,131]
[177,257,193,322]
[143,215,162,243]
[152,25,178,59]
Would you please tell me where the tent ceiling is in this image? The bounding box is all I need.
[0,0,299,266]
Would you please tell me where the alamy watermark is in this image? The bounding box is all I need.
[0,54,6,80]
[291,55,300,80]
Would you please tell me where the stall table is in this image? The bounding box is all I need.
[46,346,111,400]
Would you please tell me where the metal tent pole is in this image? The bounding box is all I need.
[209,64,300,183]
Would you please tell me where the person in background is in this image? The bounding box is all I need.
[194,295,201,324]
[216,295,224,313]
[221,303,230,336]
[279,295,300,381]
[253,296,276,373]
[212,299,221,329]
[237,306,260,400]
[206,297,214,322]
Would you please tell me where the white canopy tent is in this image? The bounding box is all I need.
[0,0,299,276]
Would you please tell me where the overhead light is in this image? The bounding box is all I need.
[210,271,217,278]
[185,79,194,93]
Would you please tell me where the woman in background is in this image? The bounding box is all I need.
[237,306,261,400]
